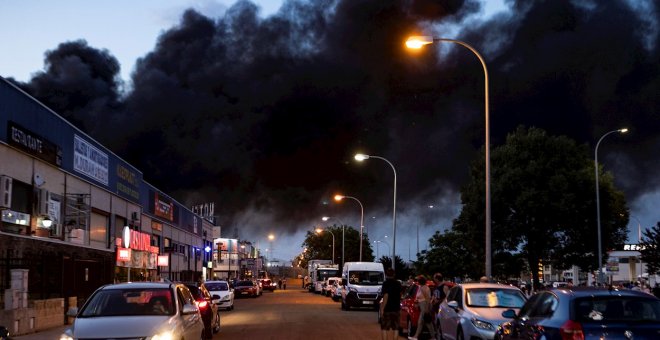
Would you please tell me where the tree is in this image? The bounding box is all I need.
[453,126,628,285]
[414,229,480,280]
[640,222,660,276]
[378,255,412,281]
[298,224,374,269]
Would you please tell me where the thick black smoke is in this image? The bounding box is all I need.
[19,0,660,245]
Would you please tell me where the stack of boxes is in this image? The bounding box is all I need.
[4,269,28,310]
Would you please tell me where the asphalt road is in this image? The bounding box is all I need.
[217,286,383,339]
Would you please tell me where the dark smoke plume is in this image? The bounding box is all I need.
[18,0,660,252]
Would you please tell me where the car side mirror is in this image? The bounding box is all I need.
[182,303,199,315]
[502,309,517,318]
[447,300,459,310]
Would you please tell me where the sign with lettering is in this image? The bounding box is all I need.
[117,229,159,254]
[154,192,174,221]
[623,244,645,251]
[117,248,131,261]
[73,135,109,185]
[116,164,140,201]
[8,121,62,166]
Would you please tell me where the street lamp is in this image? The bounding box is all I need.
[373,239,390,260]
[595,128,628,283]
[630,215,644,281]
[334,194,365,261]
[405,35,491,280]
[322,216,345,267]
[316,227,336,264]
[354,153,397,271]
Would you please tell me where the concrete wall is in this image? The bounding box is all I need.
[0,298,65,336]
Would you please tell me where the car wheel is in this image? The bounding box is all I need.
[457,327,464,340]
[212,312,220,333]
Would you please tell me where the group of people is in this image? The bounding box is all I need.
[379,270,454,340]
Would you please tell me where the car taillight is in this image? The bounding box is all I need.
[196,300,208,309]
[560,320,584,340]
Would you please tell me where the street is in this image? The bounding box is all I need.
[217,286,382,339]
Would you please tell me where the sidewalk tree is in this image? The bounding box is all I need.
[639,222,660,276]
[453,126,628,285]
[299,224,373,266]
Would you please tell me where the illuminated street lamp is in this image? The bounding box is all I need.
[373,239,390,260]
[405,35,491,280]
[323,216,345,267]
[594,128,628,283]
[354,153,397,271]
[334,194,365,261]
[316,227,336,264]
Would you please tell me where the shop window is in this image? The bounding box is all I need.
[90,212,108,244]
[151,234,160,248]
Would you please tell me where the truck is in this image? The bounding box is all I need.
[307,259,340,294]
[340,262,385,310]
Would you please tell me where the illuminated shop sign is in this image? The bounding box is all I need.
[8,121,62,166]
[154,192,174,221]
[117,229,159,254]
[73,135,108,185]
[117,248,132,261]
[623,244,645,251]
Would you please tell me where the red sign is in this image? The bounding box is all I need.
[154,192,174,221]
[116,229,159,254]
[158,255,169,266]
[117,248,131,261]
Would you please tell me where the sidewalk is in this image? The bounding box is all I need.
[12,324,69,340]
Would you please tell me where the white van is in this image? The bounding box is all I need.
[340,262,385,310]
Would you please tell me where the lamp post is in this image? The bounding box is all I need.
[334,194,365,261]
[322,216,345,267]
[373,239,390,260]
[354,154,397,271]
[594,128,628,283]
[630,215,644,282]
[316,228,336,264]
[405,35,491,280]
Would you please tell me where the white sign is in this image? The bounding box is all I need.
[73,135,109,185]
[123,226,131,248]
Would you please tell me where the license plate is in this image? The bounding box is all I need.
[241,292,248,295]
[363,301,373,305]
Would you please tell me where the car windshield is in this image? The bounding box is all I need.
[348,271,385,286]
[79,288,175,317]
[465,288,526,308]
[574,296,660,322]
[205,282,229,291]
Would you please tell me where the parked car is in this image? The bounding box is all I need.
[182,282,221,339]
[330,281,344,302]
[437,283,527,340]
[494,287,660,340]
[323,277,341,297]
[205,280,235,310]
[60,282,204,340]
[398,280,437,336]
[234,280,259,298]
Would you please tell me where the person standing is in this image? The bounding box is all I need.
[409,276,435,340]
[380,268,402,340]
[283,277,287,290]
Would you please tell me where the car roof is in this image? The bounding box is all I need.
[458,283,522,290]
[550,287,660,298]
[100,282,175,290]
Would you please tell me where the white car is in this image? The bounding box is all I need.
[206,280,235,310]
[323,277,342,297]
[437,283,526,340]
[330,281,344,302]
[60,282,204,340]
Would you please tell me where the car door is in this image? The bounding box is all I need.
[502,292,545,339]
[400,284,418,329]
[440,285,463,340]
[177,285,203,339]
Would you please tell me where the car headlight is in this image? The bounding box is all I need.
[221,295,230,301]
[471,318,494,330]
[150,330,175,340]
[59,334,73,340]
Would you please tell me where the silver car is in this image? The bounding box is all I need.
[437,283,526,340]
[60,282,204,340]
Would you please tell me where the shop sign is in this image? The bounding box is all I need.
[8,121,62,166]
[151,221,162,232]
[154,192,174,221]
[115,164,140,201]
[117,229,159,254]
[117,248,131,261]
[624,244,645,251]
[73,135,108,185]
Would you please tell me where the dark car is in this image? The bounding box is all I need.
[495,287,660,340]
[182,282,220,339]
[398,281,436,337]
[260,278,276,291]
[234,280,259,298]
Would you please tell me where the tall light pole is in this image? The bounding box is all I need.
[373,239,391,260]
[406,36,491,279]
[268,234,275,261]
[594,128,628,283]
[322,216,345,268]
[630,215,643,281]
[354,154,397,271]
[335,194,365,261]
[316,228,336,265]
